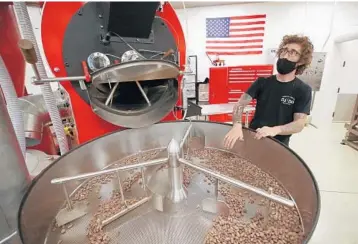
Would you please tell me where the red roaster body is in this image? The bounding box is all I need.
[41,2,186,144]
[0,2,27,97]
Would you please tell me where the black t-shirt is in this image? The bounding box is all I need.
[246,75,312,144]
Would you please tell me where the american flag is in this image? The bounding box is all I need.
[206,14,266,55]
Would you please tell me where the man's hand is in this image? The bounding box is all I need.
[254,126,281,140]
[224,123,244,149]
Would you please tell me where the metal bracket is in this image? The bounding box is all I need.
[0,231,18,244]
[111,30,155,44]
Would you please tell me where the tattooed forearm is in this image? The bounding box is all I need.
[232,93,253,124]
[276,113,307,135]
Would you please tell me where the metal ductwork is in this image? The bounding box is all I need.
[18,91,70,147]
[0,86,30,244]
[0,55,26,157]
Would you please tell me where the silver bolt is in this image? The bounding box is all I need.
[99,14,103,18]
[100,25,104,29]
[54,67,60,72]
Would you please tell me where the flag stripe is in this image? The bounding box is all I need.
[230,20,265,25]
[230,14,266,20]
[207,36,264,41]
[206,51,263,55]
[206,39,263,44]
[229,27,265,32]
[206,45,263,50]
[207,43,263,47]
[230,33,264,38]
[230,21,266,26]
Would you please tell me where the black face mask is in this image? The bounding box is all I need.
[276,58,297,75]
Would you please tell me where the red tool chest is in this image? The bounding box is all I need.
[208,65,274,123]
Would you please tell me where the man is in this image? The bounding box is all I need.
[224,34,313,148]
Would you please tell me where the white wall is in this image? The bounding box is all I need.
[175,2,358,128]
[334,39,358,94]
[175,2,358,79]
[25,3,358,128]
[311,37,358,127]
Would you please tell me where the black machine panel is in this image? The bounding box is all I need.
[62,1,178,104]
[108,2,160,39]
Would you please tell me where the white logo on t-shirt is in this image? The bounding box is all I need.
[281,96,295,105]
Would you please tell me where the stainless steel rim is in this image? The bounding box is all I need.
[18,121,321,244]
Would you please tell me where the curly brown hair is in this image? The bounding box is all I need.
[277,34,314,75]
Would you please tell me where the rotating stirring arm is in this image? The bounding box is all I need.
[178,158,294,207]
[51,158,167,184]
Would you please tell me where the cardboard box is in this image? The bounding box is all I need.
[185,83,196,90]
[185,90,196,98]
[198,83,209,92]
[199,91,209,101]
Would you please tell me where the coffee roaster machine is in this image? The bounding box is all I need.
[0,2,320,244]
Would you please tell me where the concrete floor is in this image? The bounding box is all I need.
[290,123,358,244]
